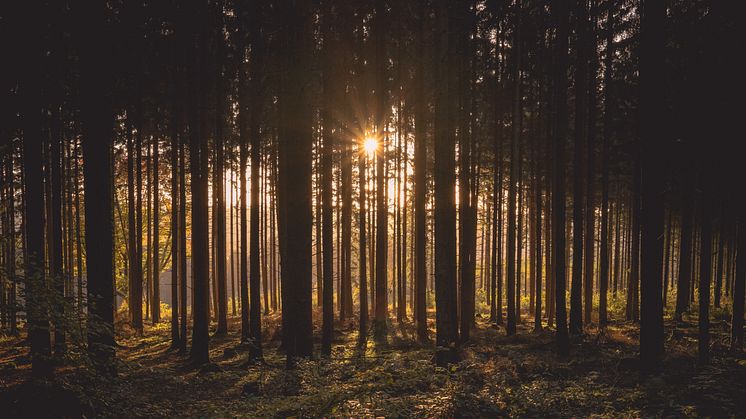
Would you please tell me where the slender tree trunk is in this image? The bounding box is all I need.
[714,214,725,308]
[213,12,228,334]
[698,196,712,364]
[458,0,476,342]
[170,130,180,346]
[127,132,143,334]
[400,127,408,322]
[315,142,323,308]
[248,0,264,360]
[534,138,543,332]
[188,0,210,364]
[373,0,389,342]
[662,208,672,306]
[732,212,745,350]
[146,138,152,321]
[177,133,188,351]
[73,140,84,315]
[552,0,570,355]
[627,157,640,322]
[570,0,588,336]
[506,0,522,336]
[237,0,251,342]
[584,0,598,326]
[230,159,236,316]
[152,138,161,324]
[675,174,694,320]
[321,2,335,355]
[600,1,614,327]
[414,0,428,342]
[50,126,66,355]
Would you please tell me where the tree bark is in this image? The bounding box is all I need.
[434,0,459,364]
[570,0,588,336]
[414,0,428,343]
[373,0,389,343]
[552,0,570,356]
[639,0,666,373]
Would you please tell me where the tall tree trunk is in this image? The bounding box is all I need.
[414,0,428,343]
[237,0,251,343]
[373,0,389,343]
[213,7,228,335]
[136,125,145,331]
[248,0,264,361]
[77,0,116,373]
[21,51,54,375]
[675,172,694,320]
[697,196,712,364]
[321,0,335,356]
[599,0,614,328]
[146,138,152,321]
[278,0,314,363]
[81,116,116,375]
[152,138,161,324]
[714,214,725,308]
[73,140,84,316]
[584,0,598,326]
[638,0,666,373]
[627,157,640,322]
[570,0,588,336]
[534,137,543,332]
[188,0,210,365]
[506,0,522,337]
[358,142,369,344]
[127,131,143,334]
[170,129,180,346]
[434,0,459,364]
[552,0,570,355]
[50,125,66,356]
[458,0,476,342]
[315,143,323,307]
[230,164,236,316]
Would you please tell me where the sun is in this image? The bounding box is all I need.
[363,137,378,156]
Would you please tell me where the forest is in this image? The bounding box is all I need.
[1,0,745,417]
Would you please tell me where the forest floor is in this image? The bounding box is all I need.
[1,309,746,418]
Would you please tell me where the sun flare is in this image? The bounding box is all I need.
[363,137,378,156]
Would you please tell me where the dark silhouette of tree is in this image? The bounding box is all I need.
[552,0,570,356]
[458,0,477,342]
[697,190,712,364]
[321,0,335,357]
[188,0,210,365]
[248,0,265,362]
[212,1,228,336]
[127,130,144,335]
[236,0,251,344]
[373,0,389,343]
[279,0,314,363]
[570,0,588,337]
[434,0,459,364]
[599,0,615,328]
[414,0,428,344]
[638,0,666,374]
[505,0,522,337]
[152,137,161,325]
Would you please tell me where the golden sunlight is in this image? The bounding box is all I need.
[363,137,378,156]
